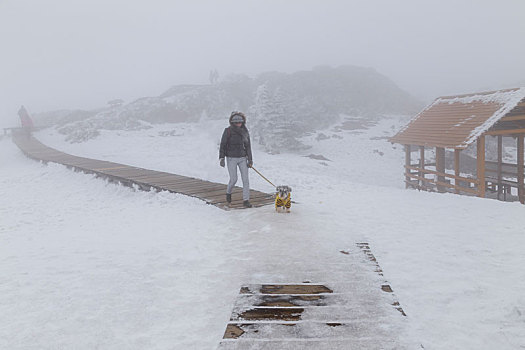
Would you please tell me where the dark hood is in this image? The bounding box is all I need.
[229,113,247,126]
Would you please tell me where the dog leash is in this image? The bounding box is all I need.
[250,166,276,188]
[252,166,298,205]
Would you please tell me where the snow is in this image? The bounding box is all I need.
[395,87,525,148]
[437,87,525,145]
[2,116,525,349]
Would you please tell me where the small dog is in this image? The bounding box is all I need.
[275,185,292,213]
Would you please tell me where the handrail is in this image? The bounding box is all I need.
[404,165,479,184]
[405,172,479,194]
[485,160,525,168]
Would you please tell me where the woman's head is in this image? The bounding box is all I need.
[229,111,246,127]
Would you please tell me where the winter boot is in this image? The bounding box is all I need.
[226,193,232,203]
[243,200,252,208]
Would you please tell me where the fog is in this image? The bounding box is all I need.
[1,0,524,128]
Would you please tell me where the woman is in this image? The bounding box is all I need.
[219,111,253,208]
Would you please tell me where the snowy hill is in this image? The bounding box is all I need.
[34,66,422,150]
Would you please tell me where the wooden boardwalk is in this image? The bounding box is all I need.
[12,134,274,210]
[218,245,410,348]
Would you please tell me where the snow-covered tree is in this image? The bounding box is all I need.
[250,84,307,153]
[251,83,272,145]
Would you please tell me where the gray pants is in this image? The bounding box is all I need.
[226,156,250,200]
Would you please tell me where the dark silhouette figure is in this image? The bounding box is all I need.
[18,105,34,138]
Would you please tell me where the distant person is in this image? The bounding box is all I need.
[18,105,34,138]
[219,111,253,208]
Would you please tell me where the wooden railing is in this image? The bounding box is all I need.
[404,165,480,195]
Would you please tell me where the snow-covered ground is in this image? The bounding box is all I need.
[2,116,525,349]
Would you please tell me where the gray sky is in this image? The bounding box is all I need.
[1,0,524,127]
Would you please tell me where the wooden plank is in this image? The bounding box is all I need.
[497,135,503,200]
[207,193,273,205]
[235,294,330,308]
[155,182,226,194]
[217,198,274,210]
[404,122,483,128]
[145,178,211,188]
[406,173,479,195]
[57,159,104,166]
[405,145,410,189]
[404,165,478,184]
[176,185,228,196]
[223,199,273,210]
[126,173,183,180]
[518,135,524,204]
[223,324,245,339]
[485,168,520,177]
[201,192,231,201]
[169,186,228,196]
[208,188,272,200]
[130,176,188,184]
[76,165,139,174]
[58,156,103,163]
[193,187,233,198]
[162,185,226,198]
[486,160,525,167]
[133,177,198,186]
[144,174,207,183]
[218,322,400,344]
[241,284,333,295]
[149,177,210,186]
[454,149,460,194]
[26,149,64,156]
[477,135,486,198]
[96,168,153,176]
[202,188,270,200]
[92,166,129,171]
[393,138,468,148]
[204,195,272,208]
[232,307,304,321]
[221,323,362,341]
[435,147,446,192]
[500,115,525,122]
[414,106,501,113]
[419,146,425,187]
[394,130,472,137]
[485,128,525,136]
[393,135,466,142]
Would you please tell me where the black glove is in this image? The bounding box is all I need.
[247,159,253,168]
[220,158,225,167]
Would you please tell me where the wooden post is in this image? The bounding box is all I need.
[497,135,503,200]
[436,147,446,192]
[419,146,425,188]
[518,135,524,204]
[454,149,460,194]
[405,145,411,189]
[477,135,486,198]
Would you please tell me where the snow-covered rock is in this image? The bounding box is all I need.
[34,66,422,146]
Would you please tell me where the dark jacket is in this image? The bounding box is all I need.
[219,115,253,161]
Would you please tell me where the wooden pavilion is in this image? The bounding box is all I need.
[390,87,525,203]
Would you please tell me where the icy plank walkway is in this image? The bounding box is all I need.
[218,257,413,349]
[217,203,418,349]
[12,134,273,209]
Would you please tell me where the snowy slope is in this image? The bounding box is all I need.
[2,116,525,349]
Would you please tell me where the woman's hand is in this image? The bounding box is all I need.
[220,158,225,167]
